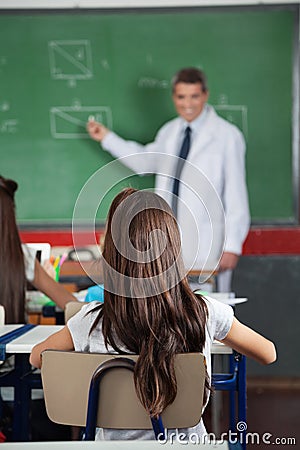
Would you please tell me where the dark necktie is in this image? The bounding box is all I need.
[171,126,191,216]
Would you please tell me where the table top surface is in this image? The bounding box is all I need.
[0,325,232,355]
[0,325,63,354]
[195,292,248,306]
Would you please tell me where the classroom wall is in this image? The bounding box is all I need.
[233,256,300,377]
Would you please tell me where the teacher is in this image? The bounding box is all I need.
[87,67,250,291]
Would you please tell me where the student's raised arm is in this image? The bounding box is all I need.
[30,326,74,369]
[32,259,78,310]
[221,317,277,365]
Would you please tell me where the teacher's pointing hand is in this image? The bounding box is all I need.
[87,119,109,142]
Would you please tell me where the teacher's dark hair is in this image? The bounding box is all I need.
[0,175,25,323]
[90,188,210,417]
[172,67,208,93]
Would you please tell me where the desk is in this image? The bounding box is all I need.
[0,325,63,441]
[203,293,247,447]
[0,326,245,446]
[3,326,63,354]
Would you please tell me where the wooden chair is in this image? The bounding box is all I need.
[64,301,85,323]
[62,303,245,446]
[41,350,206,440]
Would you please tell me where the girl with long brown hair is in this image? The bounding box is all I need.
[0,174,77,323]
[0,175,26,323]
[31,188,276,440]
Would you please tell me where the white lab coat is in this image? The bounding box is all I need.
[101,105,250,273]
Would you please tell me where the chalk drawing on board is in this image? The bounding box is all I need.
[0,119,18,134]
[213,105,248,138]
[0,101,9,112]
[49,106,112,139]
[48,40,93,80]
[138,77,169,89]
[101,59,110,70]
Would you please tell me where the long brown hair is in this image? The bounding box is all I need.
[0,175,26,323]
[92,188,210,417]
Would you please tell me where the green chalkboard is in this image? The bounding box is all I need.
[0,7,297,224]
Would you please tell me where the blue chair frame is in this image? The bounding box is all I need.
[212,351,246,449]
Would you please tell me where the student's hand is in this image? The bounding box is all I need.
[30,326,74,369]
[42,259,56,279]
[87,119,109,142]
[218,252,239,271]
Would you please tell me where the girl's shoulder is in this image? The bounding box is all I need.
[67,301,103,326]
[201,295,234,341]
[67,301,105,352]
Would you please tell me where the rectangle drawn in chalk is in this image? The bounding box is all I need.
[48,40,93,80]
[49,106,112,139]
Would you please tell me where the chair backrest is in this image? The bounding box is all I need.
[64,301,85,323]
[41,350,206,430]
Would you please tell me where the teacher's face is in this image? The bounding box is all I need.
[172,82,209,123]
